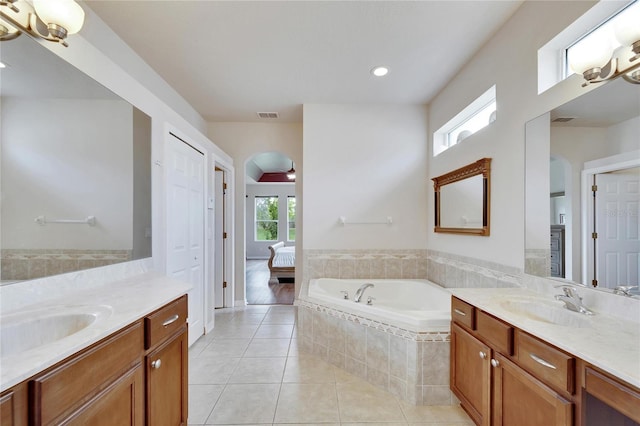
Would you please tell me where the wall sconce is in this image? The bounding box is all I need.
[569,4,640,87]
[286,162,296,180]
[0,0,85,47]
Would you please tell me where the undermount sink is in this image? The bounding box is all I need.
[1,305,113,358]
[500,299,593,328]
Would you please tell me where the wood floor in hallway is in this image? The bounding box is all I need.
[246,260,294,305]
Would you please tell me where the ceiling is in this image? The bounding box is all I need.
[86,1,523,123]
[550,77,640,127]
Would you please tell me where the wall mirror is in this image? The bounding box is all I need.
[0,36,152,285]
[525,78,639,297]
[432,158,491,236]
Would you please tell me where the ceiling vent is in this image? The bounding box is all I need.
[257,112,279,119]
[552,117,575,122]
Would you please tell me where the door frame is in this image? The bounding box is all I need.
[581,150,640,287]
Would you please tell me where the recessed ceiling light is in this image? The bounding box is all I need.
[0,62,6,69]
[371,66,389,77]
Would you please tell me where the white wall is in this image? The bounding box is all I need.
[207,122,302,303]
[302,104,428,250]
[427,1,599,269]
[2,98,133,250]
[246,184,296,259]
[10,7,234,332]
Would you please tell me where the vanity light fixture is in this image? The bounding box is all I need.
[0,0,85,47]
[371,66,389,77]
[569,2,640,87]
[286,162,296,180]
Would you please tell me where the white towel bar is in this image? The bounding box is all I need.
[35,215,96,226]
[339,216,393,226]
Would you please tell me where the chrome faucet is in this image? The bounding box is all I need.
[354,283,375,303]
[613,285,638,297]
[554,285,593,315]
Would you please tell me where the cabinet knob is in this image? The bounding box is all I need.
[479,351,487,360]
[151,359,162,369]
[490,358,500,368]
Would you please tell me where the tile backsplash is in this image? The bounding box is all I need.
[1,249,132,281]
[302,248,522,290]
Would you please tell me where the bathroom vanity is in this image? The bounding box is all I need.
[0,271,190,426]
[449,290,639,426]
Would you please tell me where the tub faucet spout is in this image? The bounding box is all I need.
[354,283,375,303]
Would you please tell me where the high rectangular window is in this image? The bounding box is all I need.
[433,85,496,156]
[255,196,278,241]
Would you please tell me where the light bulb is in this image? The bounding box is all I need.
[371,66,389,77]
[34,0,85,35]
[568,34,612,75]
[614,2,640,47]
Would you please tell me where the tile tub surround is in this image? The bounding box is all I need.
[0,266,191,391]
[302,249,522,292]
[1,248,132,281]
[425,250,522,289]
[296,301,453,406]
[302,249,429,284]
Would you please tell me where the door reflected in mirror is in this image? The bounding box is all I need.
[525,78,640,297]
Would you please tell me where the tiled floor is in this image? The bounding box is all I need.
[188,305,473,426]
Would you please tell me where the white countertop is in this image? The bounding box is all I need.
[450,288,640,389]
[0,271,192,392]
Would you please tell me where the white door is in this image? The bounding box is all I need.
[594,168,640,289]
[214,168,225,308]
[166,134,205,346]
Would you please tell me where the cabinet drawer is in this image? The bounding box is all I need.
[516,331,575,395]
[476,310,513,355]
[451,297,475,329]
[585,366,640,423]
[145,295,188,349]
[31,321,143,425]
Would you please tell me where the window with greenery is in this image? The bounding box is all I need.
[287,196,296,241]
[255,196,278,241]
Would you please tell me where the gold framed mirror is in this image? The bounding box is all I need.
[432,158,491,236]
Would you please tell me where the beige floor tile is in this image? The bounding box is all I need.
[288,339,301,357]
[244,338,291,357]
[262,312,296,324]
[228,313,267,324]
[399,403,472,423]
[342,423,408,426]
[333,366,366,383]
[210,323,260,339]
[205,383,280,424]
[189,357,241,384]
[188,384,225,424]
[268,305,297,312]
[228,357,287,384]
[282,355,337,383]
[198,338,251,358]
[274,383,340,423]
[254,324,294,338]
[336,381,406,423]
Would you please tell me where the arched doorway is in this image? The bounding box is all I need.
[245,152,296,304]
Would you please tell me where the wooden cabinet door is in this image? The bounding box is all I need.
[492,353,572,426]
[451,322,491,426]
[63,365,144,426]
[146,329,188,426]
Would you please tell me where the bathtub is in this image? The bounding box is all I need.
[305,278,451,332]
